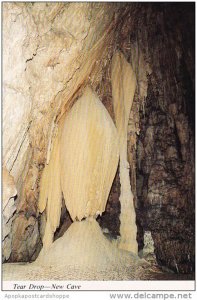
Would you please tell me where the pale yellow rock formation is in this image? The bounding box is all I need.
[38,131,62,249]
[3,166,17,210]
[60,87,119,221]
[111,51,138,254]
[38,87,119,248]
[3,3,33,183]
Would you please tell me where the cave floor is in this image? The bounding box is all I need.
[3,262,194,281]
[3,221,194,281]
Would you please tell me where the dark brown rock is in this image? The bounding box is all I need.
[135,3,194,274]
[9,214,42,262]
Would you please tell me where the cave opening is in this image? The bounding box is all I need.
[2,2,195,281]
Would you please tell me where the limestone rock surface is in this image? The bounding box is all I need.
[2,167,17,261]
[9,215,41,262]
[3,2,122,184]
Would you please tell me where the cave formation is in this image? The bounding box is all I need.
[2,2,195,280]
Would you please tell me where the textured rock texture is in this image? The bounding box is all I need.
[10,214,41,262]
[134,3,195,273]
[139,231,156,264]
[2,167,17,261]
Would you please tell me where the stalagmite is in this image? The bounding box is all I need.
[111,51,138,254]
[38,86,119,252]
[36,217,135,268]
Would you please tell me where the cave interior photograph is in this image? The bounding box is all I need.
[2,1,195,283]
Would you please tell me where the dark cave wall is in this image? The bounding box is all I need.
[134,3,195,273]
[97,165,121,239]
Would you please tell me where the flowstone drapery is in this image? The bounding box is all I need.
[60,87,120,222]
